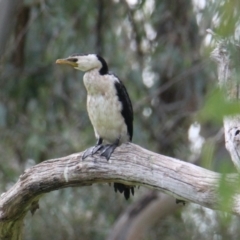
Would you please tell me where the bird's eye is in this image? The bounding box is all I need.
[68,58,78,63]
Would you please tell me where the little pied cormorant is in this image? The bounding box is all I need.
[56,54,134,199]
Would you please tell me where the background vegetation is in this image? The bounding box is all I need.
[0,0,240,239]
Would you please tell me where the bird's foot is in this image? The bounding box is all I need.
[91,144,103,155]
[82,144,103,160]
[100,143,118,160]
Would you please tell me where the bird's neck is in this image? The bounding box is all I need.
[83,69,107,95]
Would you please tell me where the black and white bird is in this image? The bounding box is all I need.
[56,54,134,199]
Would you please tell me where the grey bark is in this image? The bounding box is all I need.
[1,143,240,239]
[211,38,240,171]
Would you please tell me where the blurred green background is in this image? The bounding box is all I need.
[1,0,240,239]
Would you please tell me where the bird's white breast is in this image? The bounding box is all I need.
[83,70,128,143]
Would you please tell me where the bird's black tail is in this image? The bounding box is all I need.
[114,183,134,200]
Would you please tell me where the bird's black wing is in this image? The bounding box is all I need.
[114,77,134,200]
[114,79,133,141]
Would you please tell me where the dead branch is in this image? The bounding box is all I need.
[0,143,240,239]
[210,31,240,171]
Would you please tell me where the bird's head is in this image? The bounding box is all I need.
[56,54,108,74]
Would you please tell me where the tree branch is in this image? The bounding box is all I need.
[1,143,240,239]
[210,31,240,171]
[107,191,182,240]
[0,0,23,57]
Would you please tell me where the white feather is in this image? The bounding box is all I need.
[83,69,128,143]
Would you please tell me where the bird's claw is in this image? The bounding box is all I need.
[100,144,118,160]
[91,144,103,155]
[82,142,118,161]
[82,144,103,160]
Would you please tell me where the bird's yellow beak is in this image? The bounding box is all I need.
[56,58,78,68]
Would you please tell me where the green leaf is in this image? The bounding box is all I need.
[199,88,240,123]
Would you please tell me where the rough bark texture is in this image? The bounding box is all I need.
[1,143,240,239]
[211,40,240,171]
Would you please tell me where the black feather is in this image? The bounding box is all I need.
[113,77,134,200]
[114,183,134,200]
[96,55,108,75]
[114,80,133,141]
[113,79,134,200]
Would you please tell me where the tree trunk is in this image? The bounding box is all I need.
[0,0,23,57]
